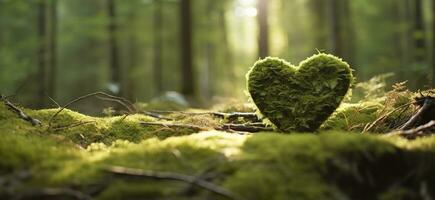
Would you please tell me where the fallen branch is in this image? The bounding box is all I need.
[139,121,208,131]
[211,112,258,121]
[139,121,271,133]
[51,121,96,131]
[399,96,435,130]
[389,120,435,139]
[148,110,259,121]
[139,111,173,120]
[106,166,240,200]
[1,95,41,126]
[362,102,413,133]
[218,123,272,132]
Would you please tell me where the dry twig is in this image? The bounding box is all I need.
[389,120,435,139]
[139,121,208,131]
[48,92,135,128]
[1,95,41,126]
[106,166,240,200]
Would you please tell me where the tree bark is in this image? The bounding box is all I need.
[310,0,328,50]
[37,0,48,107]
[179,0,195,98]
[330,0,343,57]
[47,0,57,101]
[153,0,164,95]
[257,0,269,58]
[341,0,355,66]
[432,0,435,86]
[107,0,121,95]
[413,0,427,63]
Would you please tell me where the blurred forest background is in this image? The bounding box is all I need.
[1,0,435,114]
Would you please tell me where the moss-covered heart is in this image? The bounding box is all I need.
[247,53,353,132]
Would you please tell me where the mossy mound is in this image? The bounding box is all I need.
[0,103,205,147]
[1,129,435,200]
[323,82,419,132]
[1,87,435,199]
[247,53,353,132]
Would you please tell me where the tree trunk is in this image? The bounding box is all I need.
[37,0,48,107]
[414,0,427,63]
[257,0,269,58]
[330,0,343,57]
[432,0,435,86]
[179,0,195,98]
[47,0,57,101]
[154,0,163,95]
[310,0,328,51]
[107,0,121,95]
[342,0,355,66]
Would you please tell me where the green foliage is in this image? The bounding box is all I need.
[246,53,353,132]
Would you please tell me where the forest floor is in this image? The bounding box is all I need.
[1,83,435,200]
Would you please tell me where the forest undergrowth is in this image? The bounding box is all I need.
[1,75,435,200]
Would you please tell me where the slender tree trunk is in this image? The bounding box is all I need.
[310,0,328,50]
[330,0,343,57]
[37,0,48,107]
[392,0,406,81]
[432,0,435,86]
[154,0,163,95]
[414,0,427,63]
[218,4,233,95]
[257,0,269,58]
[126,11,137,100]
[107,0,121,95]
[342,0,355,66]
[180,0,195,98]
[47,0,57,100]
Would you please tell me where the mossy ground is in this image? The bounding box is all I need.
[1,95,435,199]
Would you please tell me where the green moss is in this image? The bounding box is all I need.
[246,53,353,132]
[2,96,435,199]
[322,84,420,132]
[2,129,435,199]
[0,103,202,147]
[322,101,383,131]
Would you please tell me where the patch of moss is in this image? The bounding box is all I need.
[322,101,383,131]
[322,83,421,133]
[246,53,353,132]
[0,103,202,147]
[2,130,435,199]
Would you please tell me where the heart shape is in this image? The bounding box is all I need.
[246,53,353,132]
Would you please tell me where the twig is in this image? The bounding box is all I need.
[51,121,96,131]
[139,121,208,131]
[139,111,173,120]
[47,95,61,108]
[95,95,135,113]
[388,120,435,139]
[106,166,240,200]
[218,123,272,132]
[399,97,435,130]
[148,110,258,120]
[48,92,134,128]
[139,121,272,133]
[1,95,41,126]
[362,102,412,133]
[211,112,259,121]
